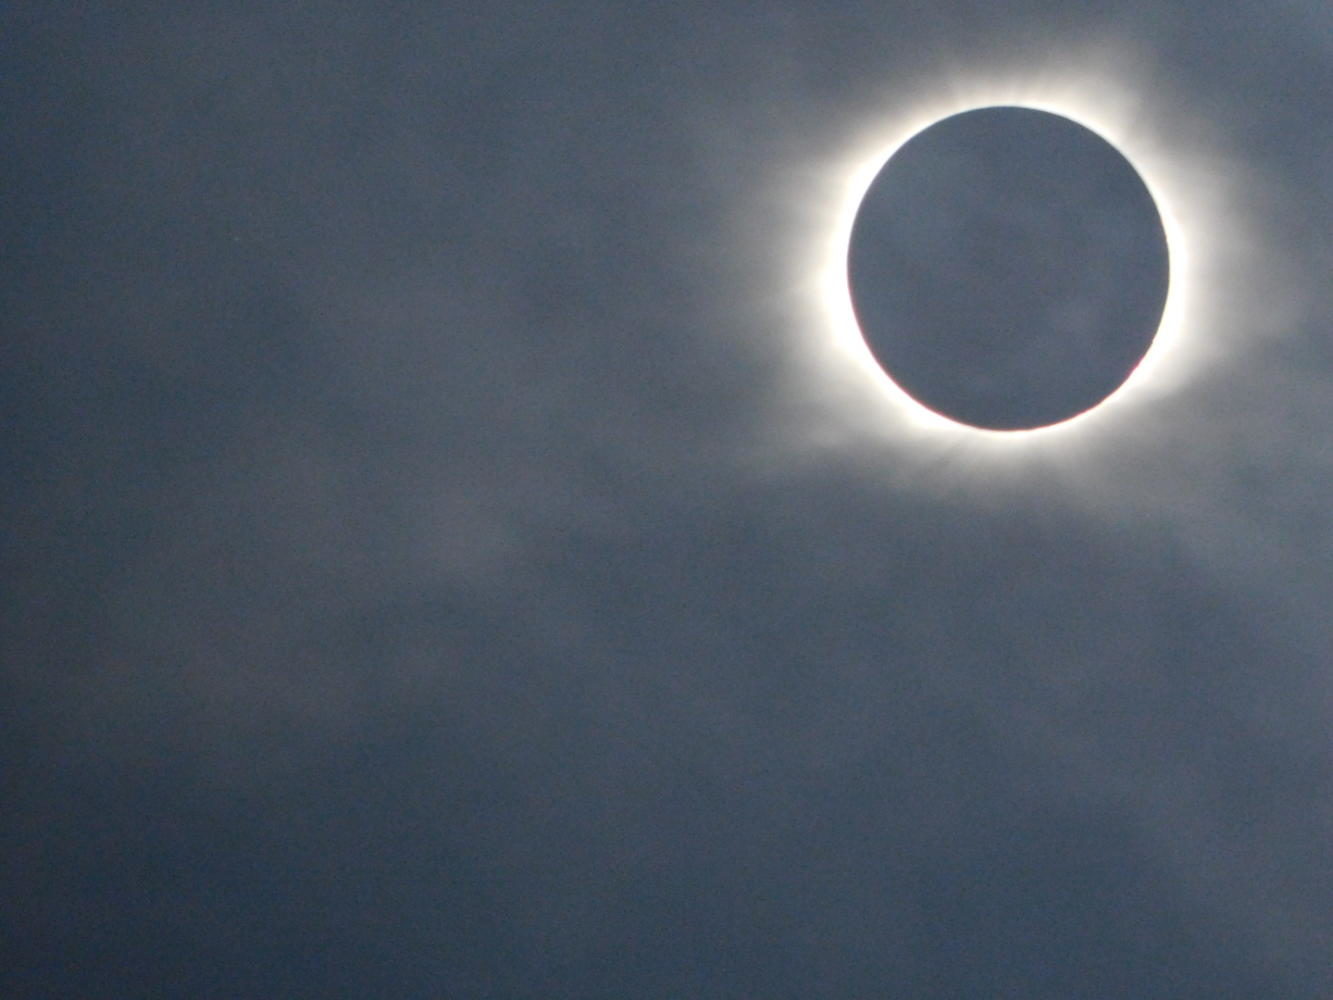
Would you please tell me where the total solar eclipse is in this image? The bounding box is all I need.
[846,106,1170,431]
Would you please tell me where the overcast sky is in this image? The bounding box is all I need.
[4,2,1331,996]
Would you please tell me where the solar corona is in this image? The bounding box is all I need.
[777,65,1258,457]
[845,106,1169,433]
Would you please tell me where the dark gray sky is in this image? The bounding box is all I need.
[4,2,1331,997]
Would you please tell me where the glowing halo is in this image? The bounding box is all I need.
[827,108,1181,440]
[761,55,1272,467]
[824,109,1185,446]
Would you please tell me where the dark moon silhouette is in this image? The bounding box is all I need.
[847,106,1169,430]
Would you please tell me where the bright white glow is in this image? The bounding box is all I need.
[818,94,1188,442]
[819,104,1187,441]
[759,47,1283,471]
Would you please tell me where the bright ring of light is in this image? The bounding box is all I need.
[820,101,1188,444]
[752,48,1288,467]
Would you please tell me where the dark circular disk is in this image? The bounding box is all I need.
[846,106,1169,431]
